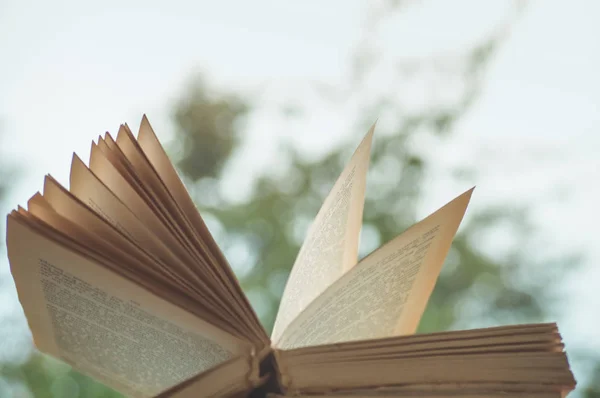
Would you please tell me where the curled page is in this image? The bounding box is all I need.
[276,189,473,349]
[271,125,375,344]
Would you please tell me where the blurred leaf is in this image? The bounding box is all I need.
[172,77,248,181]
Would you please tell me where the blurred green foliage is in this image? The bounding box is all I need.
[1,1,598,397]
[172,80,248,181]
[168,4,556,337]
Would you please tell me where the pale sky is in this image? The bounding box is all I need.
[1,0,599,391]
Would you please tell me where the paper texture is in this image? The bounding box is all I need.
[155,356,253,398]
[135,117,268,344]
[7,216,247,398]
[271,126,374,343]
[276,189,473,349]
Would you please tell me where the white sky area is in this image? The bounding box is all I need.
[0,0,599,391]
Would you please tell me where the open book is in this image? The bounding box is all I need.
[6,116,575,398]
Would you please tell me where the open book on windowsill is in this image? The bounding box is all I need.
[6,116,576,397]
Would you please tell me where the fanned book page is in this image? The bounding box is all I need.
[5,116,576,398]
[275,189,473,349]
[6,214,249,397]
[271,125,374,343]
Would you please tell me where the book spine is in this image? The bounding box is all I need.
[272,349,291,393]
[248,349,283,397]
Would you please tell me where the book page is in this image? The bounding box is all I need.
[6,216,250,398]
[136,116,267,343]
[267,392,564,398]
[271,125,375,343]
[69,154,188,266]
[69,155,242,329]
[276,189,473,349]
[155,356,256,398]
[85,132,265,342]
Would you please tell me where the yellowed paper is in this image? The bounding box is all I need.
[155,356,253,398]
[84,135,264,341]
[69,155,205,289]
[276,189,473,349]
[69,153,144,241]
[267,393,562,398]
[86,143,195,261]
[7,216,249,398]
[271,125,375,343]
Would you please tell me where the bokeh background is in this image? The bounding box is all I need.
[1,0,599,396]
